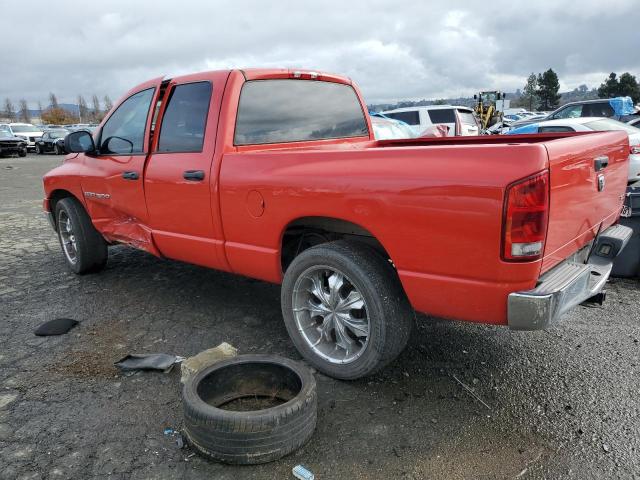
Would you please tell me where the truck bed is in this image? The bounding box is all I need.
[221,130,629,324]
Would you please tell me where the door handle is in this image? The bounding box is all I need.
[122,171,139,180]
[594,156,609,172]
[183,170,205,181]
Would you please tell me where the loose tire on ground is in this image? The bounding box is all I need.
[54,197,108,274]
[182,355,317,465]
[281,240,415,380]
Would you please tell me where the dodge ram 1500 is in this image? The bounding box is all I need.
[43,69,632,379]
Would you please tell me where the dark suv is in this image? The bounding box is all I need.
[547,98,638,122]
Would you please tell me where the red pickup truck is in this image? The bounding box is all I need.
[43,69,632,379]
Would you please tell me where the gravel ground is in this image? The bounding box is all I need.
[1,153,639,480]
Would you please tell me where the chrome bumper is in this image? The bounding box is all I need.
[508,224,633,330]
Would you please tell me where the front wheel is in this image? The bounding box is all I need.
[54,144,61,155]
[18,148,27,157]
[281,241,414,380]
[35,144,42,155]
[55,198,108,274]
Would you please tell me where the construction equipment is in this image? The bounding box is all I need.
[474,91,505,129]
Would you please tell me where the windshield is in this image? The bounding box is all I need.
[480,92,497,103]
[10,125,38,132]
[49,130,69,138]
[0,125,10,133]
[584,118,640,134]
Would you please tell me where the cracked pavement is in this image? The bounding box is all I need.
[0,154,639,479]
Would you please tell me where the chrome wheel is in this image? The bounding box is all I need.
[292,266,370,364]
[58,210,78,264]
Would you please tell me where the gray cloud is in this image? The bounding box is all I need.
[1,0,639,108]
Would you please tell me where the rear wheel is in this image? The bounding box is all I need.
[281,241,414,380]
[55,198,108,274]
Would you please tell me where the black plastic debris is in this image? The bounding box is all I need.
[114,353,183,372]
[34,318,79,336]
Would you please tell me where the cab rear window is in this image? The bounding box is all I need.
[235,80,368,145]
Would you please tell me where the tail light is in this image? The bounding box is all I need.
[630,145,640,155]
[502,171,549,261]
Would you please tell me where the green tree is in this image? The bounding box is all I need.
[598,73,620,98]
[523,73,538,111]
[18,99,30,123]
[618,73,640,103]
[536,69,561,110]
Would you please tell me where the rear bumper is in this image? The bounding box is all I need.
[508,224,633,330]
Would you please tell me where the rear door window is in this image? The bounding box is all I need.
[427,109,456,124]
[157,82,212,153]
[235,80,368,145]
[583,102,615,118]
[383,111,420,126]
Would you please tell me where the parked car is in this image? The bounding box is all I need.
[381,105,480,136]
[0,125,28,157]
[35,129,70,155]
[43,68,631,380]
[8,123,43,150]
[627,117,640,128]
[546,97,639,123]
[507,117,640,183]
[369,113,416,140]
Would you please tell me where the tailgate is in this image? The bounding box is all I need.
[542,131,629,273]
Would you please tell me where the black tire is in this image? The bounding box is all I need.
[281,241,415,380]
[35,144,41,155]
[18,148,27,157]
[54,144,61,155]
[54,197,108,274]
[182,355,317,465]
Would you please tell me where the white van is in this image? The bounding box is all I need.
[380,105,480,136]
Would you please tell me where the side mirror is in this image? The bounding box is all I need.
[65,130,95,154]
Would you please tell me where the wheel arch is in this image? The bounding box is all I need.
[280,216,393,272]
[47,189,83,225]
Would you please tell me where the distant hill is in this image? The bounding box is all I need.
[369,87,601,113]
[19,103,81,118]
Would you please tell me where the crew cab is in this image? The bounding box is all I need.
[43,69,632,380]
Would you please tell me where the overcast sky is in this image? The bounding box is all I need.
[2,0,639,108]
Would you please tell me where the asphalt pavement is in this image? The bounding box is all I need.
[0,153,639,479]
